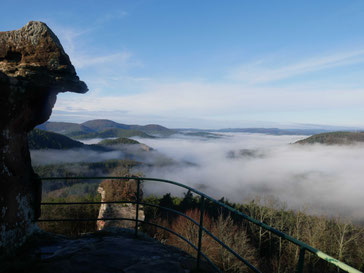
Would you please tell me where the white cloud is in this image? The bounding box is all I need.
[54,81,364,119]
[52,24,139,71]
[71,52,133,69]
[95,10,128,24]
[48,27,364,128]
[229,49,364,83]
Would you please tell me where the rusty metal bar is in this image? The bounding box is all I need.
[196,196,205,270]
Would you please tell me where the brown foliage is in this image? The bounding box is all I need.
[100,167,143,202]
[38,195,100,237]
[151,209,259,273]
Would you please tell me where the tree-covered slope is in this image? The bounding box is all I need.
[82,119,176,136]
[37,121,95,135]
[295,131,364,145]
[98,137,140,145]
[70,128,155,139]
[130,124,177,136]
[28,129,85,149]
[81,119,130,131]
[38,119,176,138]
[28,129,109,151]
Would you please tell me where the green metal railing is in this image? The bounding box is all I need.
[36,176,362,273]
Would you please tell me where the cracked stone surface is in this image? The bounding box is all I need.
[0,21,87,253]
[2,229,213,273]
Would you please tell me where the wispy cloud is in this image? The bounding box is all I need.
[49,26,364,128]
[71,52,133,69]
[51,22,142,95]
[230,49,364,83]
[52,23,139,71]
[53,79,364,128]
[95,10,128,24]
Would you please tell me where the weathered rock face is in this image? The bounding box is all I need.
[97,184,145,230]
[2,230,213,273]
[0,21,87,253]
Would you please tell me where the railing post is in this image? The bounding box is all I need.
[196,196,205,270]
[296,246,306,273]
[134,179,141,238]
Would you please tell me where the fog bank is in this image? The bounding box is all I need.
[135,133,364,221]
[31,149,125,165]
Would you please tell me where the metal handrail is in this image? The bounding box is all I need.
[38,176,363,273]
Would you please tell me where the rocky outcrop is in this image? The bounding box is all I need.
[2,230,213,273]
[97,184,145,230]
[0,21,87,253]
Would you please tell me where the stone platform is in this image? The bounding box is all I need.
[1,229,213,273]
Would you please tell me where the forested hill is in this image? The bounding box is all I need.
[98,137,140,145]
[28,129,109,151]
[68,128,155,140]
[37,119,176,138]
[295,131,364,145]
[28,129,85,150]
[37,122,94,135]
[82,120,176,136]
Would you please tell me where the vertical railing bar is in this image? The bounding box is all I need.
[196,196,205,270]
[134,178,141,238]
[296,246,306,273]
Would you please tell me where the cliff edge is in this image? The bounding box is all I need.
[0,21,87,253]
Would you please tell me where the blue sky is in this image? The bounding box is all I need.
[2,0,364,128]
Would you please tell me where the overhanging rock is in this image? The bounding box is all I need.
[0,21,87,253]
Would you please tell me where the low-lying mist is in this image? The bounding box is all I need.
[30,133,364,222]
[31,149,125,165]
[134,133,364,222]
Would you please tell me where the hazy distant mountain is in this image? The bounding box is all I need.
[69,128,155,139]
[38,120,351,139]
[215,128,331,135]
[183,131,224,138]
[81,119,130,131]
[295,131,364,145]
[133,124,177,136]
[84,120,174,135]
[38,119,176,138]
[37,122,95,135]
[82,119,177,136]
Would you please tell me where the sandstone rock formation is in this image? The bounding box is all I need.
[0,21,87,253]
[2,230,213,273]
[97,181,145,230]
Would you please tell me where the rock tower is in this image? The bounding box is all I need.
[0,21,87,253]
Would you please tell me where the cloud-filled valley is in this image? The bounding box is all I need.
[135,133,364,222]
[31,133,364,222]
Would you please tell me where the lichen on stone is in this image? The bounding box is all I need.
[0,21,88,254]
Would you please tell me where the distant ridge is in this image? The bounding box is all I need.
[28,129,111,151]
[38,120,357,139]
[295,131,364,145]
[174,128,336,136]
[82,119,130,131]
[215,128,331,135]
[69,128,156,140]
[37,119,176,139]
[37,122,96,135]
[82,119,177,136]
[28,129,85,150]
[98,137,140,145]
